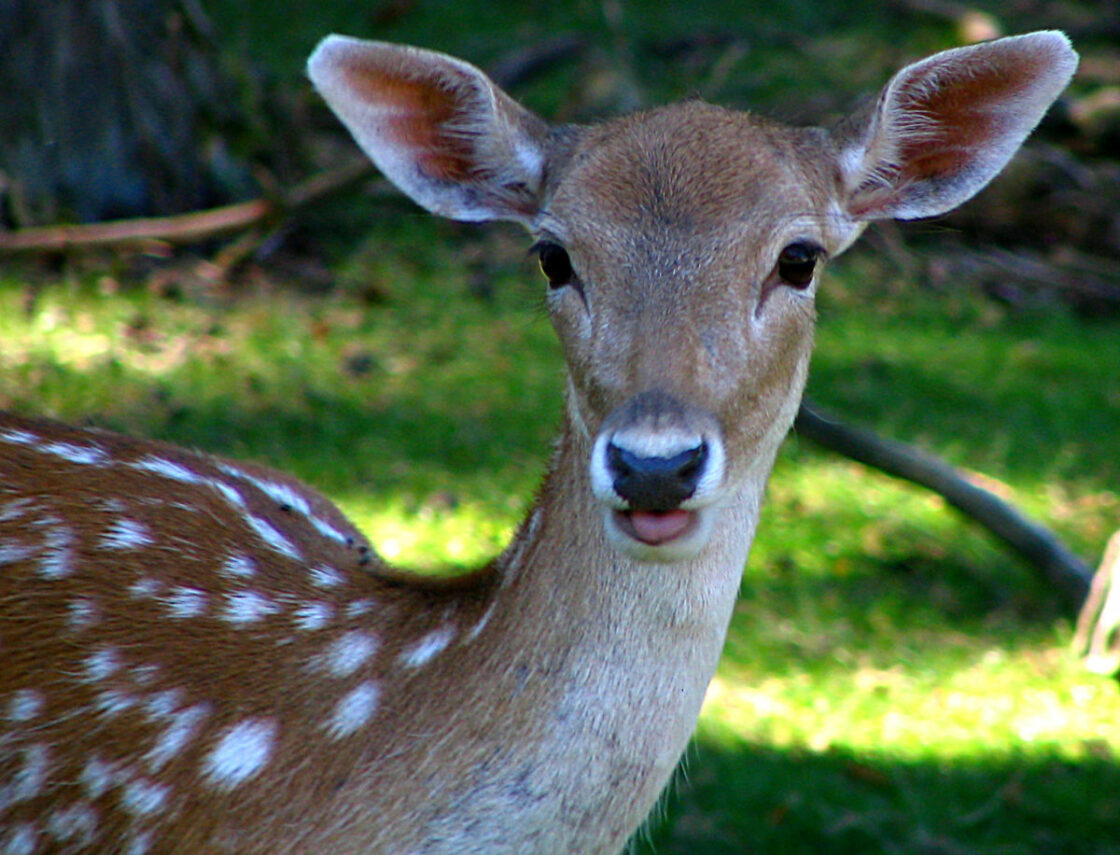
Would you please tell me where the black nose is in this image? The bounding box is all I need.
[606,442,708,512]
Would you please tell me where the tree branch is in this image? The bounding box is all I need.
[794,399,1093,609]
[0,159,376,255]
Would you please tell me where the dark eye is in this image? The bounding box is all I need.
[535,242,574,289]
[777,241,822,288]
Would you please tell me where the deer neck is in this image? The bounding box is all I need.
[430,398,777,852]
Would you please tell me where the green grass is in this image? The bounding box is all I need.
[5,0,1120,850]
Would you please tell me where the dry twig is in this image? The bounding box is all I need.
[0,159,376,256]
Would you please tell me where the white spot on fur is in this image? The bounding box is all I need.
[0,743,50,810]
[223,590,280,626]
[38,525,75,579]
[207,478,246,508]
[399,625,456,668]
[39,440,108,465]
[202,718,277,790]
[164,586,208,618]
[219,466,311,517]
[1,823,39,855]
[221,554,256,578]
[146,704,210,771]
[0,428,38,445]
[130,455,202,483]
[345,598,376,618]
[310,515,350,545]
[245,514,301,561]
[129,577,162,599]
[130,459,253,520]
[0,498,36,522]
[120,778,170,816]
[46,803,99,845]
[216,466,350,546]
[81,756,117,799]
[96,689,138,718]
[263,480,311,516]
[325,681,380,739]
[67,597,100,631]
[0,542,35,565]
[309,564,344,587]
[132,663,161,686]
[6,689,43,723]
[98,518,153,550]
[83,646,120,682]
[124,830,153,855]
[293,602,333,631]
[318,631,379,677]
[97,497,128,514]
[145,689,183,720]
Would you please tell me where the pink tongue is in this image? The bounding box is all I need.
[627,510,693,545]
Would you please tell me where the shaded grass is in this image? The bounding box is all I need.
[651,740,1120,855]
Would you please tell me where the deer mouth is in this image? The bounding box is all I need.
[588,390,727,561]
[612,508,699,546]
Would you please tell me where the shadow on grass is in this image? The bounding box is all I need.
[637,738,1120,855]
[807,314,1120,490]
[33,360,560,513]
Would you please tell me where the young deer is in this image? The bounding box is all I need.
[0,31,1075,855]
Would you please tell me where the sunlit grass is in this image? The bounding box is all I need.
[702,638,1120,762]
[339,494,521,571]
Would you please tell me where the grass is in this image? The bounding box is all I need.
[5,0,1120,850]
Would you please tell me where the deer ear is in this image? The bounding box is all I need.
[308,36,550,226]
[836,31,1078,221]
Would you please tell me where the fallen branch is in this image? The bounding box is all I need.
[0,158,377,255]
[794,399,1093,609]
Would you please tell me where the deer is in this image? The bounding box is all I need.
[0,29,1076,855]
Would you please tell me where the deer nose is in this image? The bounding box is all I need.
[588,392,726,558]
[605,441,708,511]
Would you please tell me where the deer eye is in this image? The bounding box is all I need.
[534,241,575,289]
[776,241,823,288]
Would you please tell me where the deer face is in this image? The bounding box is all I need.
[536,105,847,561]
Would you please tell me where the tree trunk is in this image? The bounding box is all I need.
[0,0,254,227]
